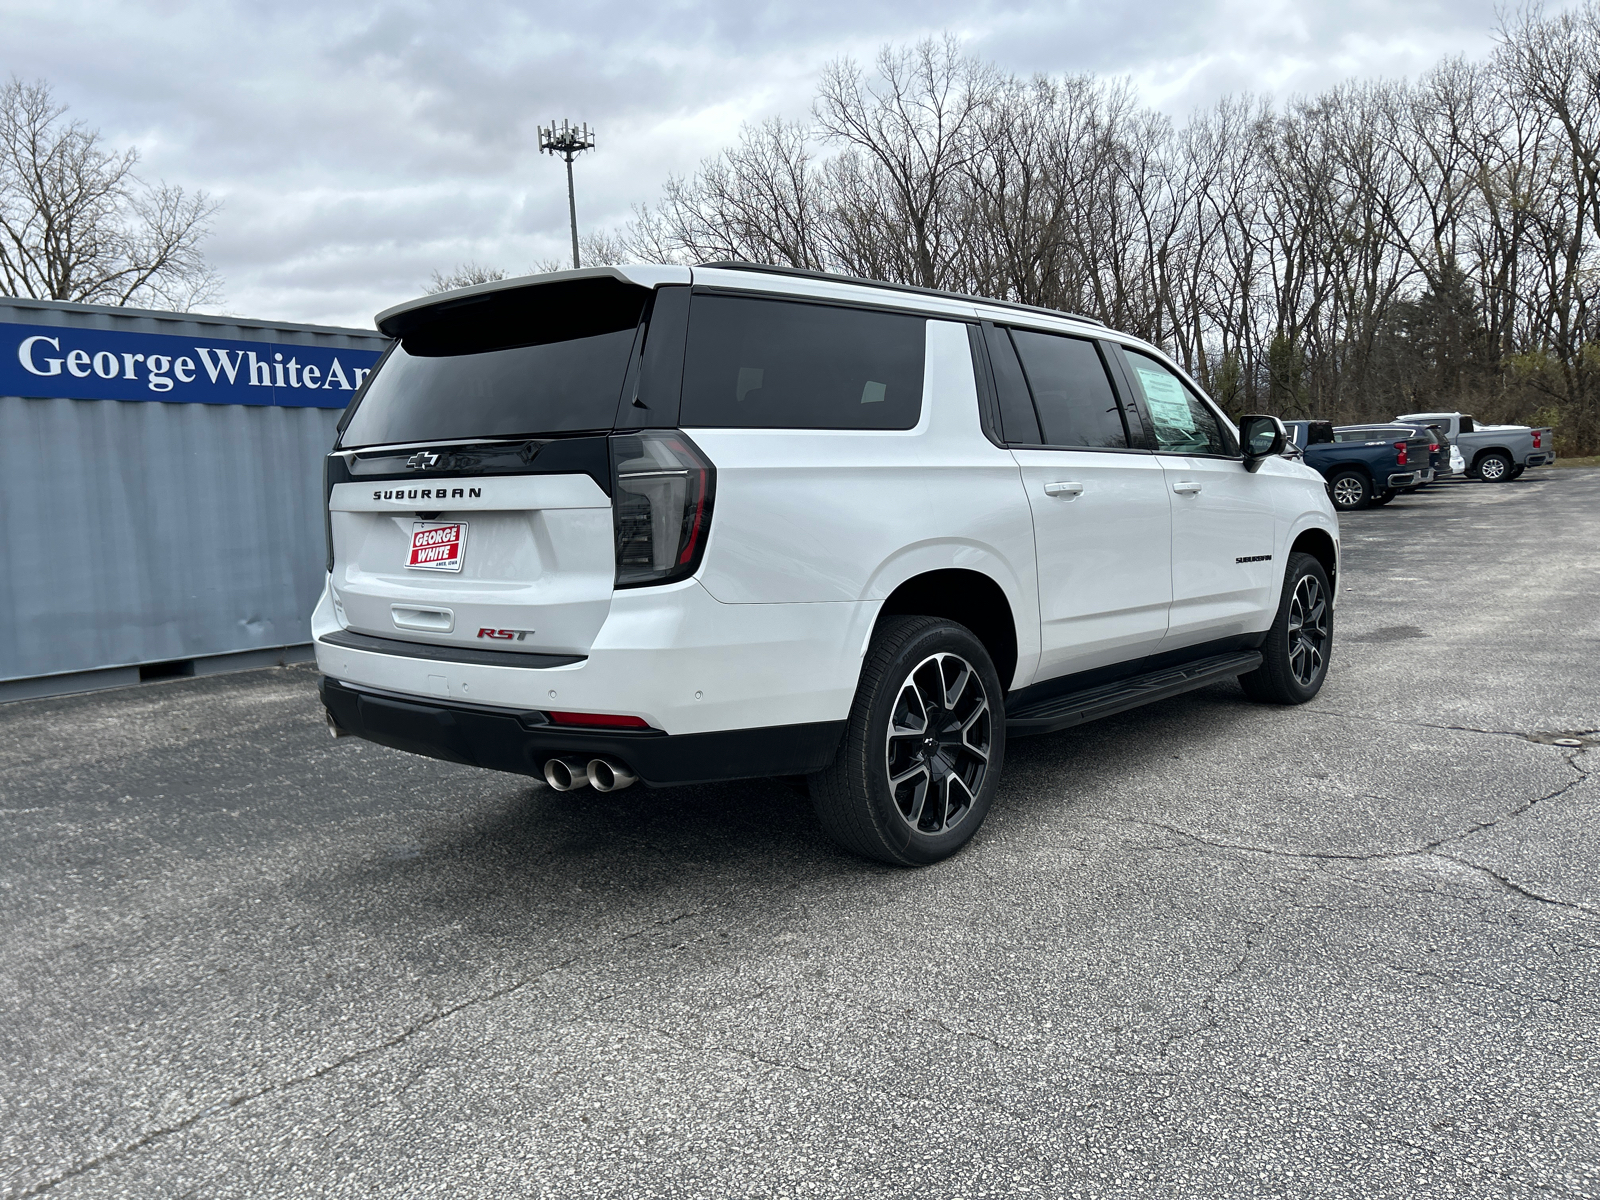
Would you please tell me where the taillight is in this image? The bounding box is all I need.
[611,429,715,588]
[1429,443,1439,453]
[1533,430,1542,448]
[1394,441,1408,466]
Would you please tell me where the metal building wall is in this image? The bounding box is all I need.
[0,297,388,694]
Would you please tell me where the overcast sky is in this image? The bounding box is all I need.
[0,0,1565,329]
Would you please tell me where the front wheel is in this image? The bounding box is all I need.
[1476,452,1512,482]
[1327,470,1371,511]
[810,616,1004,866]
[1240,552,1333,705]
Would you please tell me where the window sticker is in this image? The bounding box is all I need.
[1135,366,1196,434]
[736,367,763,402]
[860,380,886,404]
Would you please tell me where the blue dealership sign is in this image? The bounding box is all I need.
[3,320,385,408]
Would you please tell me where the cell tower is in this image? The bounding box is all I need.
[538,120,597,269]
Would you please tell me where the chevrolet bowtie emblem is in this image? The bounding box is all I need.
[405,452,440,470]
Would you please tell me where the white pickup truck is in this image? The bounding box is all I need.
[1395,411,1555,482]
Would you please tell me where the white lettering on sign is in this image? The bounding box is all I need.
[19,335,62,376]
[406,522,467,572]
[4,320,385,407]
[197,347,244,384]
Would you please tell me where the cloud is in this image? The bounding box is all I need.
[0,0,1571,327]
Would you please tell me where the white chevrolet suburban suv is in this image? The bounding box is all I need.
[315,264,1338,865]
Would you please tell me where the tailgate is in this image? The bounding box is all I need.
[328,471,615,657]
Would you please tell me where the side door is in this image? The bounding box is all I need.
[985,324,1172,680]
[1110,345,1277,651]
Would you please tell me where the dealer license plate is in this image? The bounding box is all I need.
[406,521,468,572]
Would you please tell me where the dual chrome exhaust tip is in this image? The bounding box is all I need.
[543,756,638,793]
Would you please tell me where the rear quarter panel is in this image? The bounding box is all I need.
[689,318,1041,677]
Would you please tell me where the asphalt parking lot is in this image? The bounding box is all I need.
[3,469,1598,1200]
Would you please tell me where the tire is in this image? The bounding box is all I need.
[1327,470,1371,511]
[1507,464,1526,480]
[1371,489,1397,506]
[1239,552,1333,705]
[1401,485,1421,494]
[1476,452,1512,482]
[809,616,1005,866]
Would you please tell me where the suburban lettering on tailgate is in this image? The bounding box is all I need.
[371,487,483,500]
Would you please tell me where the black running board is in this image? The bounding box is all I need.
[1005,650,1263,737]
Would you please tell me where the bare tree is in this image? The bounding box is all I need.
[814,37,997,289]
[0,77,219,309]
[426,261,509,293]
[614,21,1600,451]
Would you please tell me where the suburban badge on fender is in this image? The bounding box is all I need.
[407,521,467,572]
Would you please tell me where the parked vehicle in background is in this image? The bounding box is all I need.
[315,263,1340,866]
[1283,420,1430,510]
[1395,411,1554,482]
[1336,422,1451,492]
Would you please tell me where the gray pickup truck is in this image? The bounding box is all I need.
[1395,411,1555,482]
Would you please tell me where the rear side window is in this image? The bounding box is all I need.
[1123,349,1237,457]
[1009,329,1128,449]
[680,295,925,430]
[340,277,646,448]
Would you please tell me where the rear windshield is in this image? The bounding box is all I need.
[339,277,647,448]
[680,295,925,430]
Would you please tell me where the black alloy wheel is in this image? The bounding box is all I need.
[1240,551,1333,705]
[810,616,1004,866]
[1476,452,1512,482]
[1327,470,1370,511]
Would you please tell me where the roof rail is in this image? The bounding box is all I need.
[695,261,1105,326]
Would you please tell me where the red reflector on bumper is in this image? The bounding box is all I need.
[547,711,651,729]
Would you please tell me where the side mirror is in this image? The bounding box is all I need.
[1240,414,1287,472]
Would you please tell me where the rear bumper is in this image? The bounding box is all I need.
[312,577,877,737]
[320,677,843,786]
[1526,453,1554,467]
[1386,471,1423,488]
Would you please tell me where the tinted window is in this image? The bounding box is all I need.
[680,295,925,430]
[341,278,646,448]
[984,325,1040,443]
[1009,330,1127,449]
[1123,350,1236,456]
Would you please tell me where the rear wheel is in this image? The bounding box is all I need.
[810,616,1004,866]
[1507,464,1526,480]
[1372,489,1397,506]
[1327,470,1371,511]
[1240,552,1332,705]
[1476,452,1512,482]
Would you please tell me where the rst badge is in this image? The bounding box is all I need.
[407,522,467,572]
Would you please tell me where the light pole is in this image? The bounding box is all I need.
[538,120,596,269]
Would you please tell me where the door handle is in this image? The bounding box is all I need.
[1043,481,1085,497]
[1172,481,1203,495]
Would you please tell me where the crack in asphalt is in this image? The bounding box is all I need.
[1424,747,1591,850]
[10,907,710,1199]
[1155,872,1315,1061]
[1374,959,1567,1007]
[1104,816,1600,920]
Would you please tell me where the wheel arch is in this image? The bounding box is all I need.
[1289,526,1338,598]
[874,569,1019,693]
[1327,461,1376,484]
